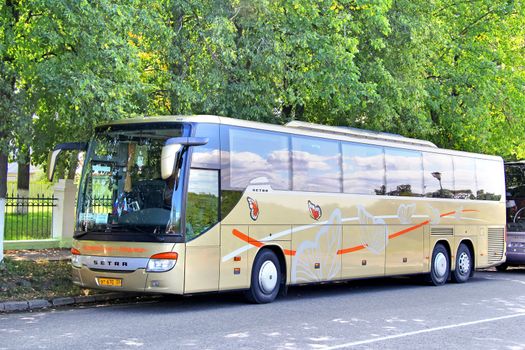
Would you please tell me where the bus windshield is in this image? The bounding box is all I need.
[76,123,189,241]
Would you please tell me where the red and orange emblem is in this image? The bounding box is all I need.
[308,200,322,221]
[247,197,259,221]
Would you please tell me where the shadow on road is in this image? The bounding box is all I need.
[72,270,523,316]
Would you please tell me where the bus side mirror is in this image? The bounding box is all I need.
[47,142,88,181]
[161,137,209,180]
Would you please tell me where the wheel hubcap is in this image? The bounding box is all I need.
[259,260,278,294]
[434,252,447,277]
[457,252,471,275]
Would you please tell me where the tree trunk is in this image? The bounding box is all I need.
[0,151,6,200]
[0,149,7,263]
[67,151,77,180]
[16,151,30,214]
[17,161,29,192]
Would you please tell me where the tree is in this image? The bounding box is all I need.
[423,0,525,158]
[24,1,150,167]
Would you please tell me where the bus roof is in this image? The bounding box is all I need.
[99,115,502,161]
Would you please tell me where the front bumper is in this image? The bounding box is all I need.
[72,254,184,294]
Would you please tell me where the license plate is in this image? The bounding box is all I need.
[97,277,122,287]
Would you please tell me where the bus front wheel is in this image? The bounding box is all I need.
[245,249,281,304]
[451,243,472,283]
[429,243,450,286]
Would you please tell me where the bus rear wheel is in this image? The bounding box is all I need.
[429,243,449,286]
[452,243,472,283]
[245,249,281,304]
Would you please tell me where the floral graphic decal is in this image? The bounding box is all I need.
[291,209,342,283]
[397,204,415,224]
[357,205,388,254]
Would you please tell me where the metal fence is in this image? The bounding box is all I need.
[91,196,113,214]
[4,193,57,240]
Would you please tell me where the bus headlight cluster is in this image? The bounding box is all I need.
[71,248,82,268]
[146,252,178,272]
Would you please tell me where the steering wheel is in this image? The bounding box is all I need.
[513,207,525,223]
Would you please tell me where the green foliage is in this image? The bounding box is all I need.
[424,0,525,158]
[1,0,150,165]
[2,0,525,166]
[134,0,525,159]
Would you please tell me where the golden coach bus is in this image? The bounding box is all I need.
[49,115,506,303]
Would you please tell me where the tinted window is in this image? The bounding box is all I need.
[476,159,503,200]
[292,136,341,192]
[453,156,477,200]
[186,169,219,241]
[423,153,454,198]
[385,148,423,196]
[227,127,290,190]
[342,143,385,195]
[192,123,220,169]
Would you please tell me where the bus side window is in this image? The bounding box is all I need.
[292,136,342,193]
[476,159,503,201]
[453,156,477,200]
[192,123,220,169]
[385,148,423,196]
[342,143,385,195]
[423,153,454,198]
[185,168,220,241]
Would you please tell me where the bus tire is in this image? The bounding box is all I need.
[429,243,449,286]
[245,249,281,304]
[451,243,472,283]
[496,263,508,272]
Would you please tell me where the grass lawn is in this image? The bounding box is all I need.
[0,257,94,302]
[4,211,53,240]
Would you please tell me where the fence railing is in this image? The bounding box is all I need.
[4,193,57,240]
[91,196,113,214]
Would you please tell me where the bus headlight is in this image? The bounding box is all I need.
[146,252,178,272]
[71,248,82,268]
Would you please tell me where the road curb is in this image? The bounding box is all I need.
[0,292,144,313]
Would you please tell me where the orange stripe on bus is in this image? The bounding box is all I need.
[232,208,477,257]
[283,249,296,256]
[232,229,264,248]
[231,229,297,256]
[337,244,367,255]
[388,220,430,239]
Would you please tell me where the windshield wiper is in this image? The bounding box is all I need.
[108,224,167,242]
[74,231,89,239]
[75,224,177,242]
[145,230,166,242]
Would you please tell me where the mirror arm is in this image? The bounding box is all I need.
[53,142,88,152]
[173,147,187,190]
[48,142,88,181]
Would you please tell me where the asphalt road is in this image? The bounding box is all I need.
[2,269,525,350]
